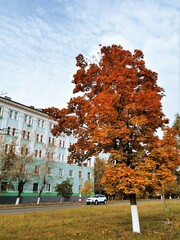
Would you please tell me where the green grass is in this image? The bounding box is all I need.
[0,200,179,240]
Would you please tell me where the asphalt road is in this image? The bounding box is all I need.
[0,203,83,215]
[0,199,179,215]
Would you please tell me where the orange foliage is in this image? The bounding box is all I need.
[45,45,179,196]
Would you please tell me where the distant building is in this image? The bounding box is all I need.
[0,96,94,204]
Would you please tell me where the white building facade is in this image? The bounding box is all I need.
[0,96,94,204]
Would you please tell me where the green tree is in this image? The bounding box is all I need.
[55,178,73,201]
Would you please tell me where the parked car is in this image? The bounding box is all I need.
[86,194,107,205]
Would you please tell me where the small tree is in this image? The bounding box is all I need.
[81,179,93,197]
[163,180,180,199]
[36,145,55,204]
[9,145,34,205]
[55,178,73,202]
[0,139,34,205]
[94,157,107,194]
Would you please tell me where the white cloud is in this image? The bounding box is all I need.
[0,0,179,124]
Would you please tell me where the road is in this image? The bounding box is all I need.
[0,203,83,214]
[0,199,179,215]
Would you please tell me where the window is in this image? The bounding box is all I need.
[22,130,26,139]
[39,150,42,158]
[14,111,18,120]
[40,135,43,143]
[79,171,83,179]
[87,172,91,180]
[9,110,13,119]
[34,166,39,174]
[24,115,33,126]
[36,134,39,142]
[69,170,74,178]
[24,114,28,123]
[21,147,28,156]
[35,149,38,157]
[46,184,51,192]
[60,140,65,148]
[33,183,38,192]
[59,168,64,177]
[0,106,3,117]
[38,119,41,127]
[52,138,55,145]
[58,154,65,161]
[27,132,30,140]
[7,127,10,135]
[25,148,28,156]
[41,120,45,128]
[12,128,16,136]
[87,159,92,166]
[28,116,32,125]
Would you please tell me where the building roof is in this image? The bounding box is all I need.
[0,96,50,118]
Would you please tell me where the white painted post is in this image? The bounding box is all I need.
[15,197,20,205]
[129,193,141,233]
[131,205,141,233]
[37,197,40,204]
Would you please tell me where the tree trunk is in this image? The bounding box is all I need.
[129,193,140,233]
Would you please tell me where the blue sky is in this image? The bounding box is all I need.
[0,0,179,124]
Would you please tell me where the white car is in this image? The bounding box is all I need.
[86,194,107,205]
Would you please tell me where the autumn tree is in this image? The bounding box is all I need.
[45,45,180,233]
[81,179,93,197]
[9,144,34,205]
[0,139,34,205]
[94,157,107,194]
[0,137,16,191]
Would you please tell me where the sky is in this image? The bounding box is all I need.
[0,0,179,125]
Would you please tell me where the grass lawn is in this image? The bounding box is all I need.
[0,200,179,240]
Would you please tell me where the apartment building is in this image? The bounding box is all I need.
[0,96,94,204]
